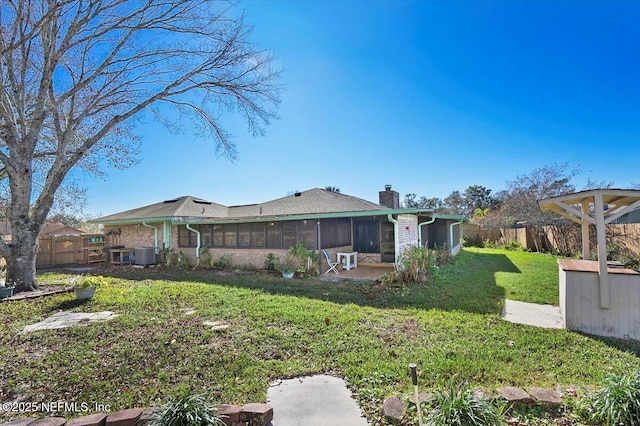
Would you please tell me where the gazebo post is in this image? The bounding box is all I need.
[594,193,610,309]
[581,200,590,260]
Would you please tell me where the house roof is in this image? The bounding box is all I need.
[93,188,464,225]
[229,188,385,217]
[95,195,228,223]
[40,222,84,237]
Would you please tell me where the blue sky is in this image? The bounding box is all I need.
[82,0,640,217]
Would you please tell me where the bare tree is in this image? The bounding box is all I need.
[0,0,281,291]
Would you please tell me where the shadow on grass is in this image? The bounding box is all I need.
[46,298,94,313]
[82,249,520,315]
[576,331,640,357]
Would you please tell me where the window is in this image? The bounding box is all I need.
[282,221,297,248]
[353,217,380,253]
[266,222,281,248]
[212,225,223,247]
[223,224,237,247]
[177,220,318,250]
[321,218,351,248]
[238,223,251,247]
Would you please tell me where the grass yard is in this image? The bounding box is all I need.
[1,248,639,425]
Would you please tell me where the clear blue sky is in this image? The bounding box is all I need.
[82,0,640,217]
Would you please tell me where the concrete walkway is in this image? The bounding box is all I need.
[502,299,563,329]
[267,375,368,426]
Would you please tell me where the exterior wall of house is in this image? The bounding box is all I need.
[104,224,166,249]
[397,214,419,256]
[358,253,382,263]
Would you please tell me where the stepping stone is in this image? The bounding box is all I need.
[267,374,367,425]
[382,396,407,420]
[203,320,230,331]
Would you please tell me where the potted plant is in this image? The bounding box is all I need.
[275,255,300,279]
[73,275,109,300]
[0,270,15,299]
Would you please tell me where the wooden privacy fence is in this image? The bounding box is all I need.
[36,234,105,266]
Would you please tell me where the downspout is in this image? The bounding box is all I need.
[387,213,399,264]
[418,215,436,248]
[449,220,464,255]
[185,224,201,264]
[142,221,159,253]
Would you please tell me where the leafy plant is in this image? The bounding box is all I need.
[288,241,318,275]
[275,254,301,274]
[198,247,213,268]
[147,393,225,426]
[76,275,110,289]
[578,368,640,425]
[214,254,232,269]
[382,245,434,286]
[502,240,527,252]
[264,253,278,271]
[425,379,506,426]
[433,243,453,266]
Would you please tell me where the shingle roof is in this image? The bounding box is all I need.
[229,188,384,218]
[95,196,228,222]
[95,189,386,224]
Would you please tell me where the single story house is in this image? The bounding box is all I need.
[92,186,465,269]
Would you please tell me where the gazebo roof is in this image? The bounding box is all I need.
[539,188,640,225]
[538,188,640,309]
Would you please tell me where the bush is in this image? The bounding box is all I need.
[214,254,232,269]
[288,241,319,276]
[425,380,505,426]
[578,368,640,425]
[264,253,278,271]
[147,393,225,426]
[381,245,434,287]
[463,234,484,248]
[502,240,527,252]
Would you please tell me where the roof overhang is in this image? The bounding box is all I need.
[89,208,468,226]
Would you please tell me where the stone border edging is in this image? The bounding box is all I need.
[0,403,273,426]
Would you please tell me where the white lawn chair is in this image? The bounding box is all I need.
[322,250,340,275]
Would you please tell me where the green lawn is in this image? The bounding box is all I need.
[463,247,560,305]
[0,248,638,424]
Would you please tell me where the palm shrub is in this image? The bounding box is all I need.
[425,380,505,426]
[579,368,640,425]
[147,393,225,426]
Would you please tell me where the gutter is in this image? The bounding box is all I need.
[387,213,399,264]
[418,215,436,247]
[185,224,201,263]
[449,220,464,255]
[142,221,159,253]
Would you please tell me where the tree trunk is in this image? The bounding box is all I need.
[6,225,40,293]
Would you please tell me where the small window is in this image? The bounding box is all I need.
[223,224,237,247]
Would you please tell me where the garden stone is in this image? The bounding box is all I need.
[66,413,107,426]
[1,419,37,426]
[240,403,273,425]
[382,396,406,420]
[528,387,562,407]
[496,387,531,404]
[105,408,144,426]
[30,419,66,426]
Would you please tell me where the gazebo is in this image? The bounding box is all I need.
[538,189,640,339]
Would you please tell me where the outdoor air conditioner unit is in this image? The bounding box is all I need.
[134,247,157,266]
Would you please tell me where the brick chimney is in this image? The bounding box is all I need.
[379,184,399,209]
